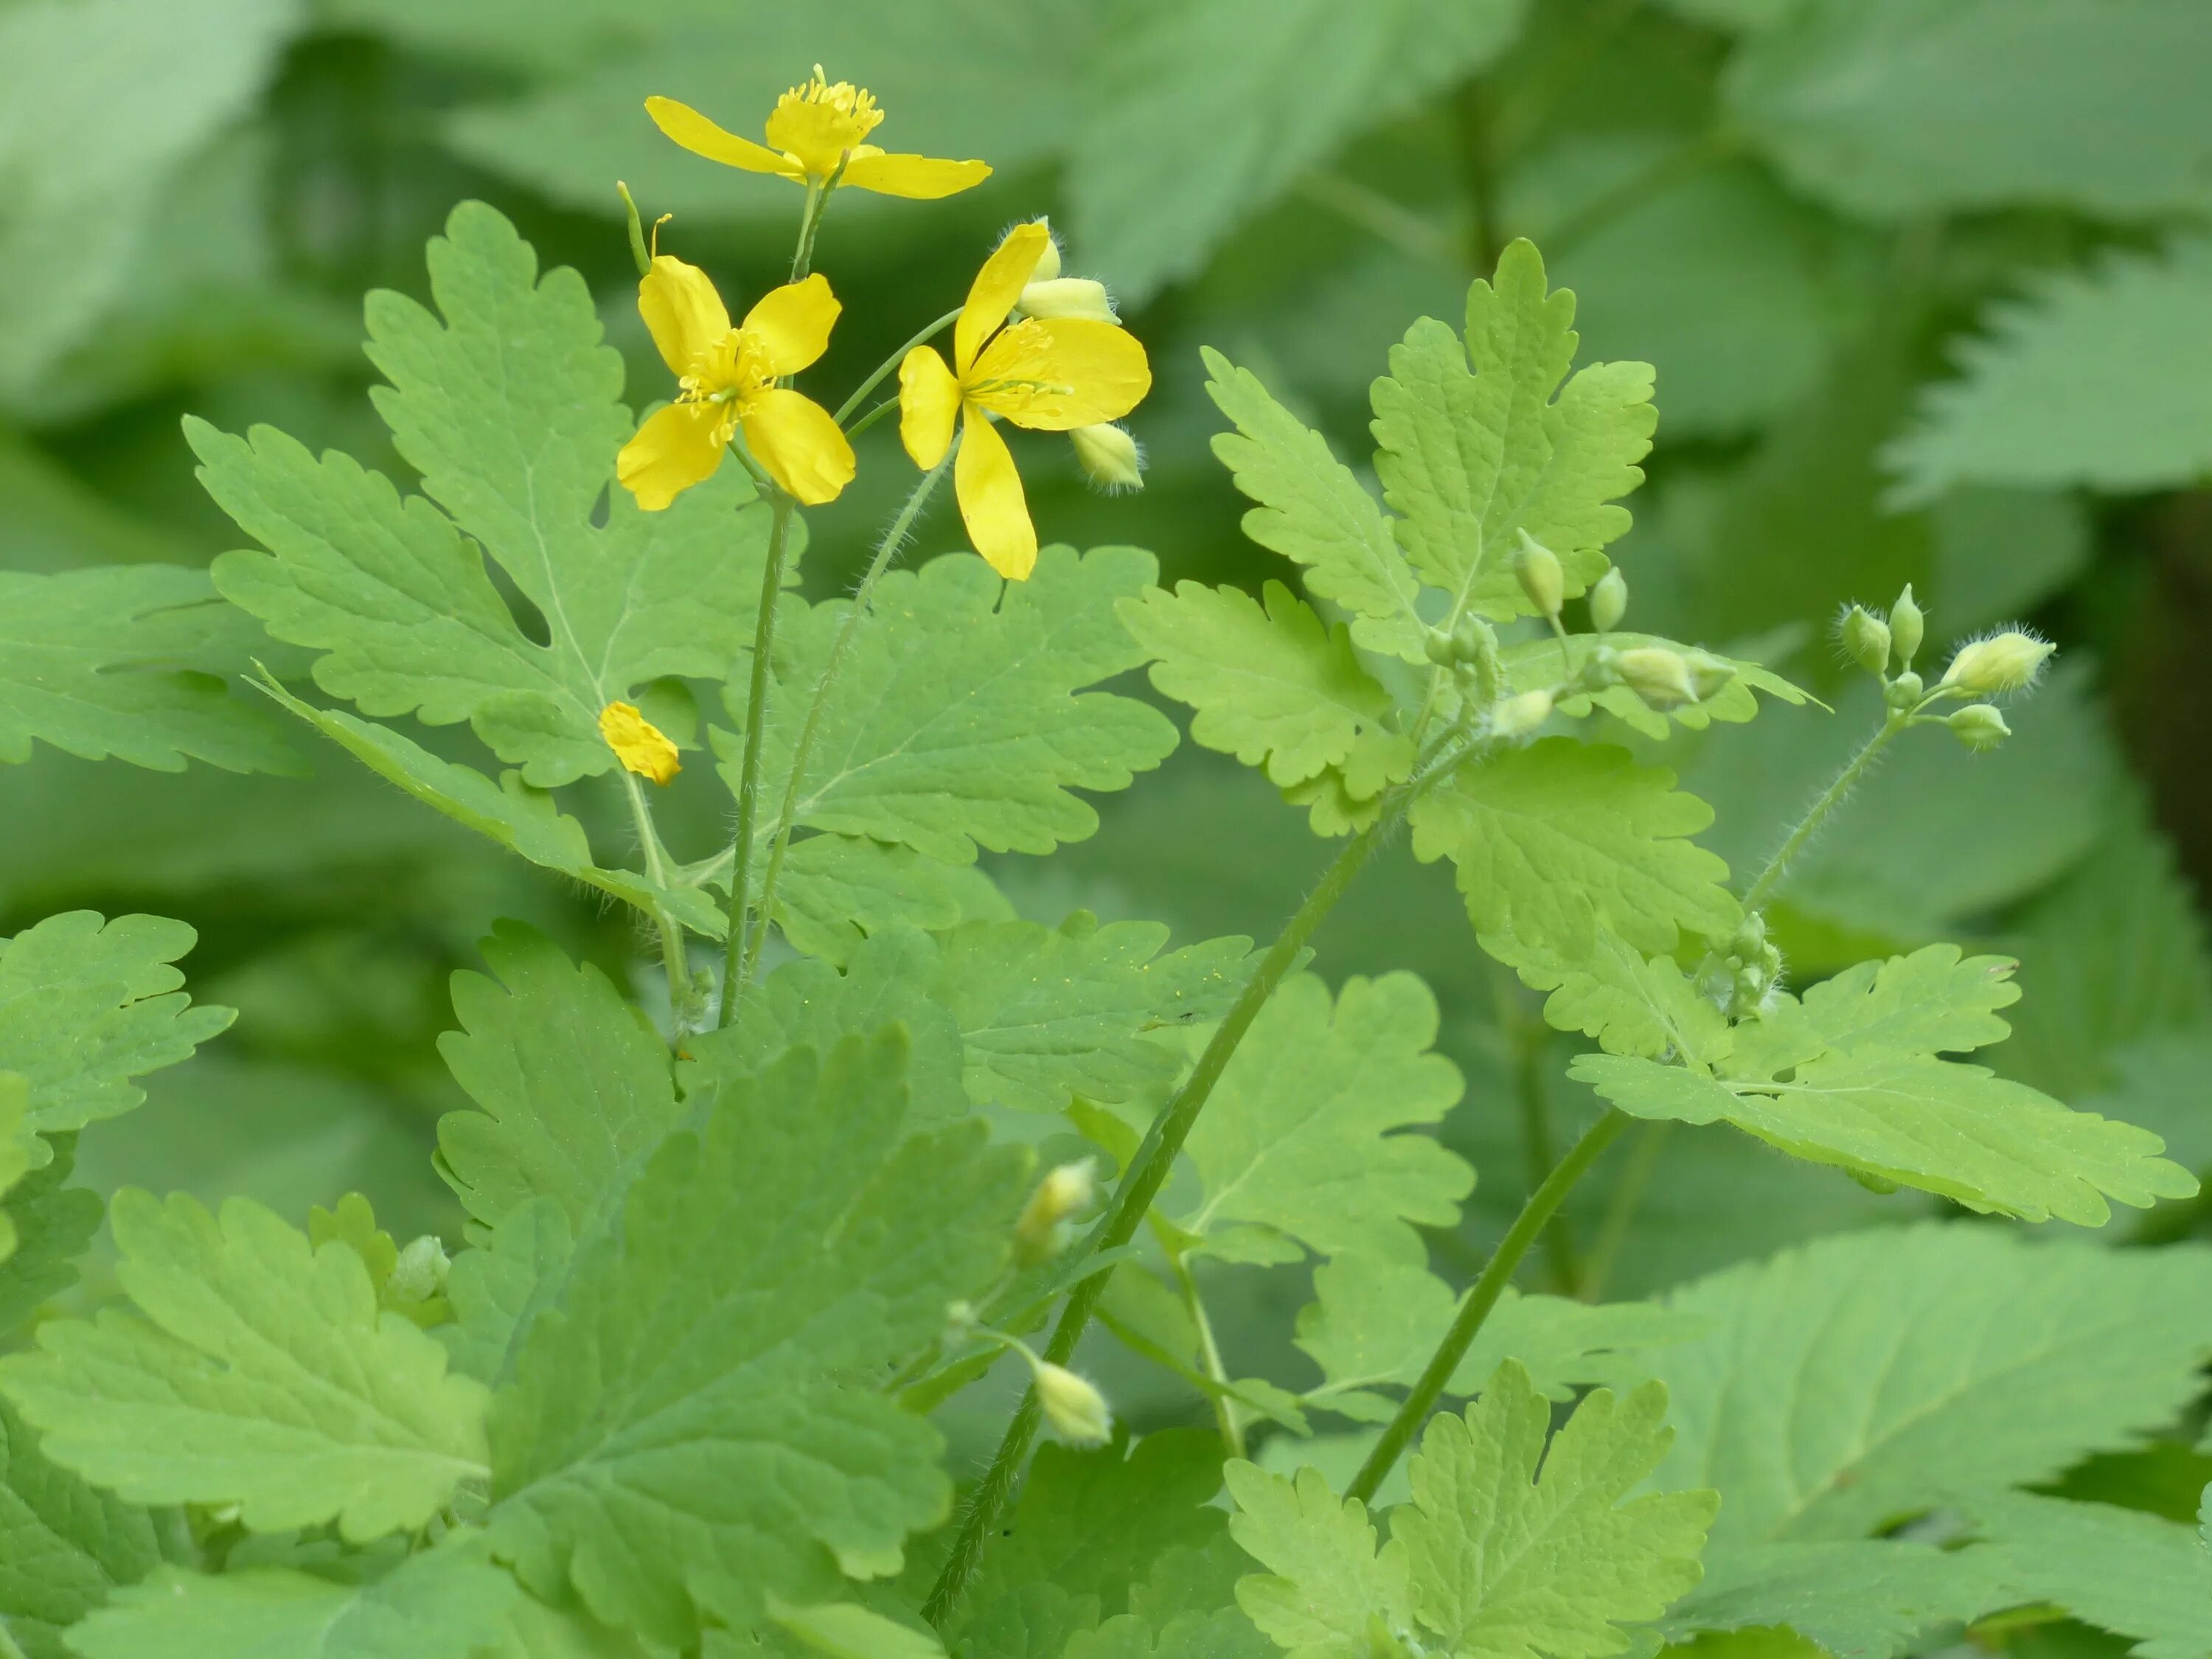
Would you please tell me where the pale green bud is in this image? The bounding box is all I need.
[1070,422,1144,491]
[1589,567,1628,633]
[1941,631,2053,697]
[1615,647,1698,711]
[1686,653,1737,703]
[1028,222,1062,282]
[1842,606,1891,675]
[1847,1169,1902,1195]
[1890,584,1924,667]
[1885,670,1924,710]
[1947,703,2011,752]
[1035,1363,1112,1446]
[389,1235,451,1304]
[1490,689,1553,741]
[1424,627,1456,666]
[1014,1159,1096,1265]
[1513,532,1564,619]
[1020,276,1117,323]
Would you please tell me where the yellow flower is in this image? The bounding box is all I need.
[645,68,990,199]
[599,701,680,785]
[897,222,1150,580]
[616,256,855,509]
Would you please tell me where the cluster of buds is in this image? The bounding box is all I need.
[1718,912,1783,1019]
[1013,223,1145,494]
[1843,583,2052,754]
[1425,612,1505,711]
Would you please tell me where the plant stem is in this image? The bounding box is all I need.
[1161,1228,1244,1457]
[922,812,1397,1629]
[1452,77,1504,277]
[1740,709,1907,914]
[1581,1119,1671,1301]
[835,308,962,428]
[1346,1108,1628,1503]
[790,182,827,282]
[1297,170,1460,269]
[718,493,794,1026]
[1543,129,1739,261]
[739,453,953,990]
[616,768,696,1033]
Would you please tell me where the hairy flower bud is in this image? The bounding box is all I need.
[1890,584,1924,667]
[1615,647,1698,711]
[1885,670,1924,711]
[1514,532,1564,619]
[1589,567,1627,633]
[1490,689,1553,742]
[1941,631,2053,697]
[1013,1159,1096,1265]
[1027,222,1062,282]
[1947,703,2011,752]
[1020,276,1118,322]
[1424,627,1455,666]
[1070,422,1143,491]
[1035,1363,1112,1446]
[1686,653,1736,703]
[1842,606,1891,675]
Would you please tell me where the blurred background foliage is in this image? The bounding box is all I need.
[5,0,2212,1368]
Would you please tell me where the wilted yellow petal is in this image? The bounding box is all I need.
[617,401,728,511]
[954,416,1036,581]
[638,255,732,378]
[741,273,841,378]
[956,221,1052,376]
[1001,318,1152,431]
[897,347,963,469]
[741,388,856,506]
[644,96,800,180]
[599,700,681,785]
[839,151,991,199]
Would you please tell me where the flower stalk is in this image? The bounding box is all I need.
[718,491,795,1026]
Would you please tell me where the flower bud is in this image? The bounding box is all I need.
[1034,1363,1112,1446]
[1589,567,1627,633]
[1890,584,1924,667]
[1027,221,1062,282]
[1885,670,1924,711]
[1514,532,1564,619]
[1490,689,1553,742]
[1615,647,1698,711]
[1686,653,1736,702]
[1020,276,1117,323]
[1013,1159,1095,1265]
[1070,423,1143,492]
[1424,627,1456,666]
[1947,703,2011,752]
[389,1235,451,1305]
[1941,631,2053,698]
[1842,606,1891,676]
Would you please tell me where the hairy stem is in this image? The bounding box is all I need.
[718,493,795,1026]
[923,812,1398,1628]
[836,307,962,428]
[739,454,954,990]
[1741,709,1907,914]
[1346,1108,1628,1503]
[617,769,696,1034]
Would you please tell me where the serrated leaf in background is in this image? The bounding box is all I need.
[0,1133,101,1335]
[0,1399,163,1659]
[1966,1491,2212,1659]
[1655,1539,2015,1659]
[1225,1460,1411,1658]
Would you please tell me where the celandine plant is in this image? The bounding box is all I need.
[0,63,2206,1659]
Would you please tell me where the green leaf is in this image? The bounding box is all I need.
[731,548,1177,867]
[1178,973,1470,1265]
[200,201,771,788]
[1655,1540,2014,1659]
[1885,237,2212,502]
[0,911,234,1143]
[1225,1461,1411,1659]
[768,1598,947,1659]
[0,1191,490,1543]
[484,1030,1029,1645]
[1123,581,1408,792]
[1071,0,1528,302]
[1484,928,1731,1064]
[439,1198,571,1389]
[1644,1223,2212,1542]
[1370,241,1656,625]
[0,1399,163,1659]
[1968,1492,2212,1659]
[62,1544,521,1659]
[1065,1609,1275,1659]
[1200,350,1428,665]
[1727,0,2212,221]
[0,566,296,774]
[1409,740,1739,963]
[0,1131,102,1334]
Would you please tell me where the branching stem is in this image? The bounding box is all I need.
[1741,708,1907,914]
[837,308,962,428]
[616,769,696,1033]
[718,493,795,1026]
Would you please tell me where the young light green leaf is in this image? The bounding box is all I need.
[1122,580,1407,791]
[0,1399,163,1659]
[0,1191,489,1542]
[1657,1540,2016,1659]
[768,1597,947,1659]
[0,1129,102,1333]
[199,201,771,788]
[485,1030,1029,1646]
[1225,1460,1412,1659]
[1410,740,1739,963]
[1200,350,1428,664]
[0,566,296,774]
[1065,1609,1275,1659]
[0,910,233,1143]
[439,1198,571,1389]
[1178,973,1469,1265]
[1393,1362,1717,1658]
[1644,1224,2212,1542]
[1371,241,1656,625]
[1484,928,1731,1064]
[1968,1492,2212,1659]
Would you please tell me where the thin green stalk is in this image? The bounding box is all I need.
[738,453,953,989]
[790,181,827,282]
[1161,1228,1244,1457]
[835,307,961,427]
[1581,1120,1671,1301]
[843,396,900,441]
[1741,709,1907,914]
[1298,170,1460,268]
[1544,128,1738,262]
[923,811,1399,1629]
[616,768,697,1033]
[718,494,795,1025]
[1346,1109,1628,1503]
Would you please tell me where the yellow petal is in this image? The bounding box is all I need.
[764,85,881,179]
[992,317,1153,432]
[644,96,801,179]
[738,273,840,378]
[897,347,962,469]
[599,700,681,785]
[838,151,992,199]
[955,415,1036,580]
[639,255,731,378]
[741,388,856,506]
[956,220,1051,377]
[617,401,728,512]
